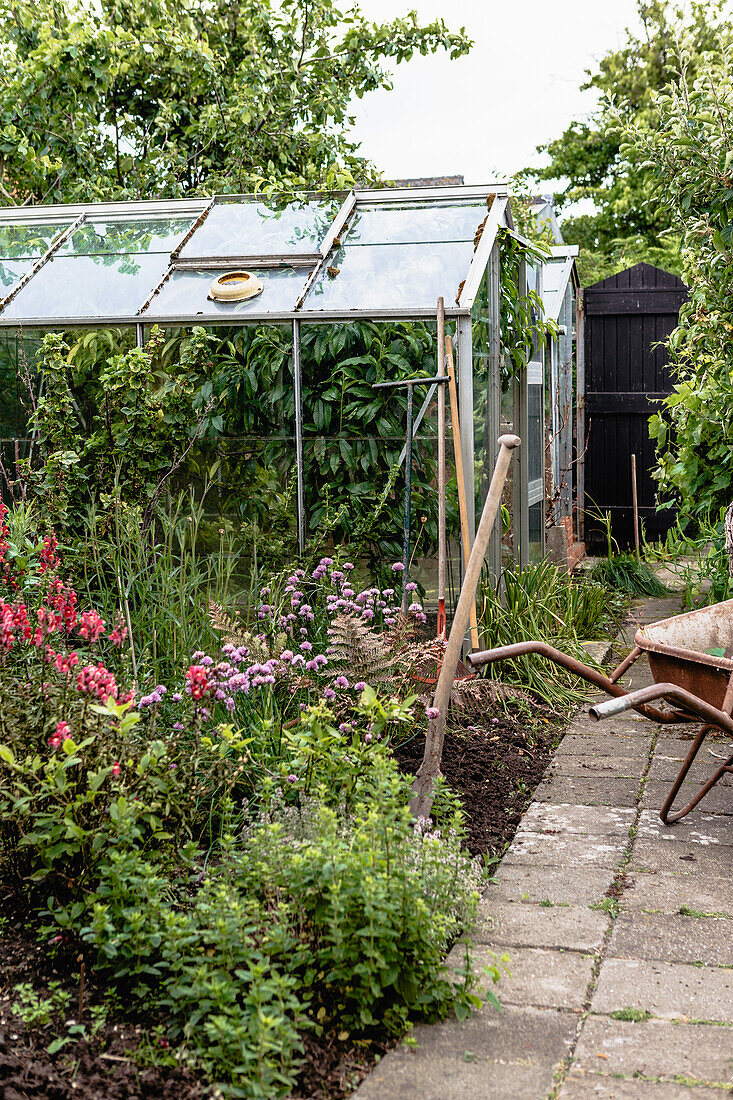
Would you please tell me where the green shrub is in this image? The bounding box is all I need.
[477,559,625,709]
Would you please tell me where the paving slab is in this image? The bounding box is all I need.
[519,802,636,836]
[556,734,651,756]
[641,780,733,816]
[609,912,733,966]
[637,808,733,847]
[591,958,733,1022]
[353,1005,578,1100]
[574,1016,733,1084]
[504,831,627,868]
[452,945,593,1011]
[552,756,646,780]
[620,870,733,917]
[558,1071,723,1099]
[474,899,610,952]
[647,755,719,784]
[628,838,733,877]
[487,863,615,906]
[534,776,641,807]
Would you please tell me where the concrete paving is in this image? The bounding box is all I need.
[353,599,733,1099]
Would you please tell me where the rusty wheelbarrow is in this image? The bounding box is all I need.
[466,599,733,824]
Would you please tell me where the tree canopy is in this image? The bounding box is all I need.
[0,0,471,205]
[524,0,731,283]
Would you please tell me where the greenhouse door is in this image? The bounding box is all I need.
[583,262,687,551]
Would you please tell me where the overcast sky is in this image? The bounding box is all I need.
[348,0,645,185]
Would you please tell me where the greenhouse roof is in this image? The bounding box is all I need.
[0,184,510,328]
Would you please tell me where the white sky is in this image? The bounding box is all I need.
[348,0,645,185]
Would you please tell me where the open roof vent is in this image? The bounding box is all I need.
[208,270,263,302]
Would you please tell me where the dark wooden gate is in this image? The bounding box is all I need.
[583,262,687,551]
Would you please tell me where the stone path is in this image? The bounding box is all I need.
[355,598,733,1099]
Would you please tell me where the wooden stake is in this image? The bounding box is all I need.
[445,337,479,650]
[631,453,640,562]
[411,433,521,819]
[436,298,447,638]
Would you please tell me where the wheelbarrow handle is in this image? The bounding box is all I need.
[467,640,690,726]
[590,681,733,737]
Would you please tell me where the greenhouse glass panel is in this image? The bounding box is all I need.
[344,201,487,246]
[142,267,309,319]
[1,253,169,320]
[302,241,473,313]
[0,222,71,258]
[529,500,543,561]
[59,217,195,256]
[179,199,341,259]
[0,258,35,293]
[0,221,72,296]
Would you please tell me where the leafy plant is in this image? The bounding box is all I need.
[477,559,625,711]
[635,48,733,526]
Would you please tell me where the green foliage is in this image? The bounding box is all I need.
[0,0,470,203]
[477,559,625,711]
[589,554,670,597]
[1,693,484,1096]
[635,50,733,526]
[21,326,220,528]
[523,1,730,279]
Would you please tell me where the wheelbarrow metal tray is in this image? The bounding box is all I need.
[635,598,733,712]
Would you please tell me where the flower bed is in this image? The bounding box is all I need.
[0,501,490,1098]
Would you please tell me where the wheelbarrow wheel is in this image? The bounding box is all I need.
[660,723,733,823]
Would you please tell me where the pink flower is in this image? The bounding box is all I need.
[391,562,405,572]
[354,681,366,692]
[185,665,210,701]
[76,662,118,702]
[77,610,106,642]
[425,706,440,720]
[112,761,121,777]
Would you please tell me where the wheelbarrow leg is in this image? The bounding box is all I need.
[661,724,733,824]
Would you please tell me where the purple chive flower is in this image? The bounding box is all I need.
[320,557,334,566]
[173,721,184,731]
[288,774,298,783]
[172,692,183,702]
[364,732,373,743]
[300,641,313,651]
[335,676,349,689]
[355,681,366,692]
[260,587,271,596]
[361,608,374,620]
[200,655,214,667]
[314,654,328,668]
[339,722,351,732]
[292,654,305,667]
[280,650,294,662]
[382,588,395,598]
[391,562,405,572]
[425,706,440,720]
[305,659,318,671]
[323,688,336,700]
[343,562,354,571]
[405,581,418,592]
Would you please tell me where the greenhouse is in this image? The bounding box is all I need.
[0,182,582,595]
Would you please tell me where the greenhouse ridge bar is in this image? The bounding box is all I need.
[0,183,583,574]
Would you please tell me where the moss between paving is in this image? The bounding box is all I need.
[354,599,733,1100]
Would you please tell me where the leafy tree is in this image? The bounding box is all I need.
[523,1,730,282]
[634,49,733,528]
[0,0,470,204]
